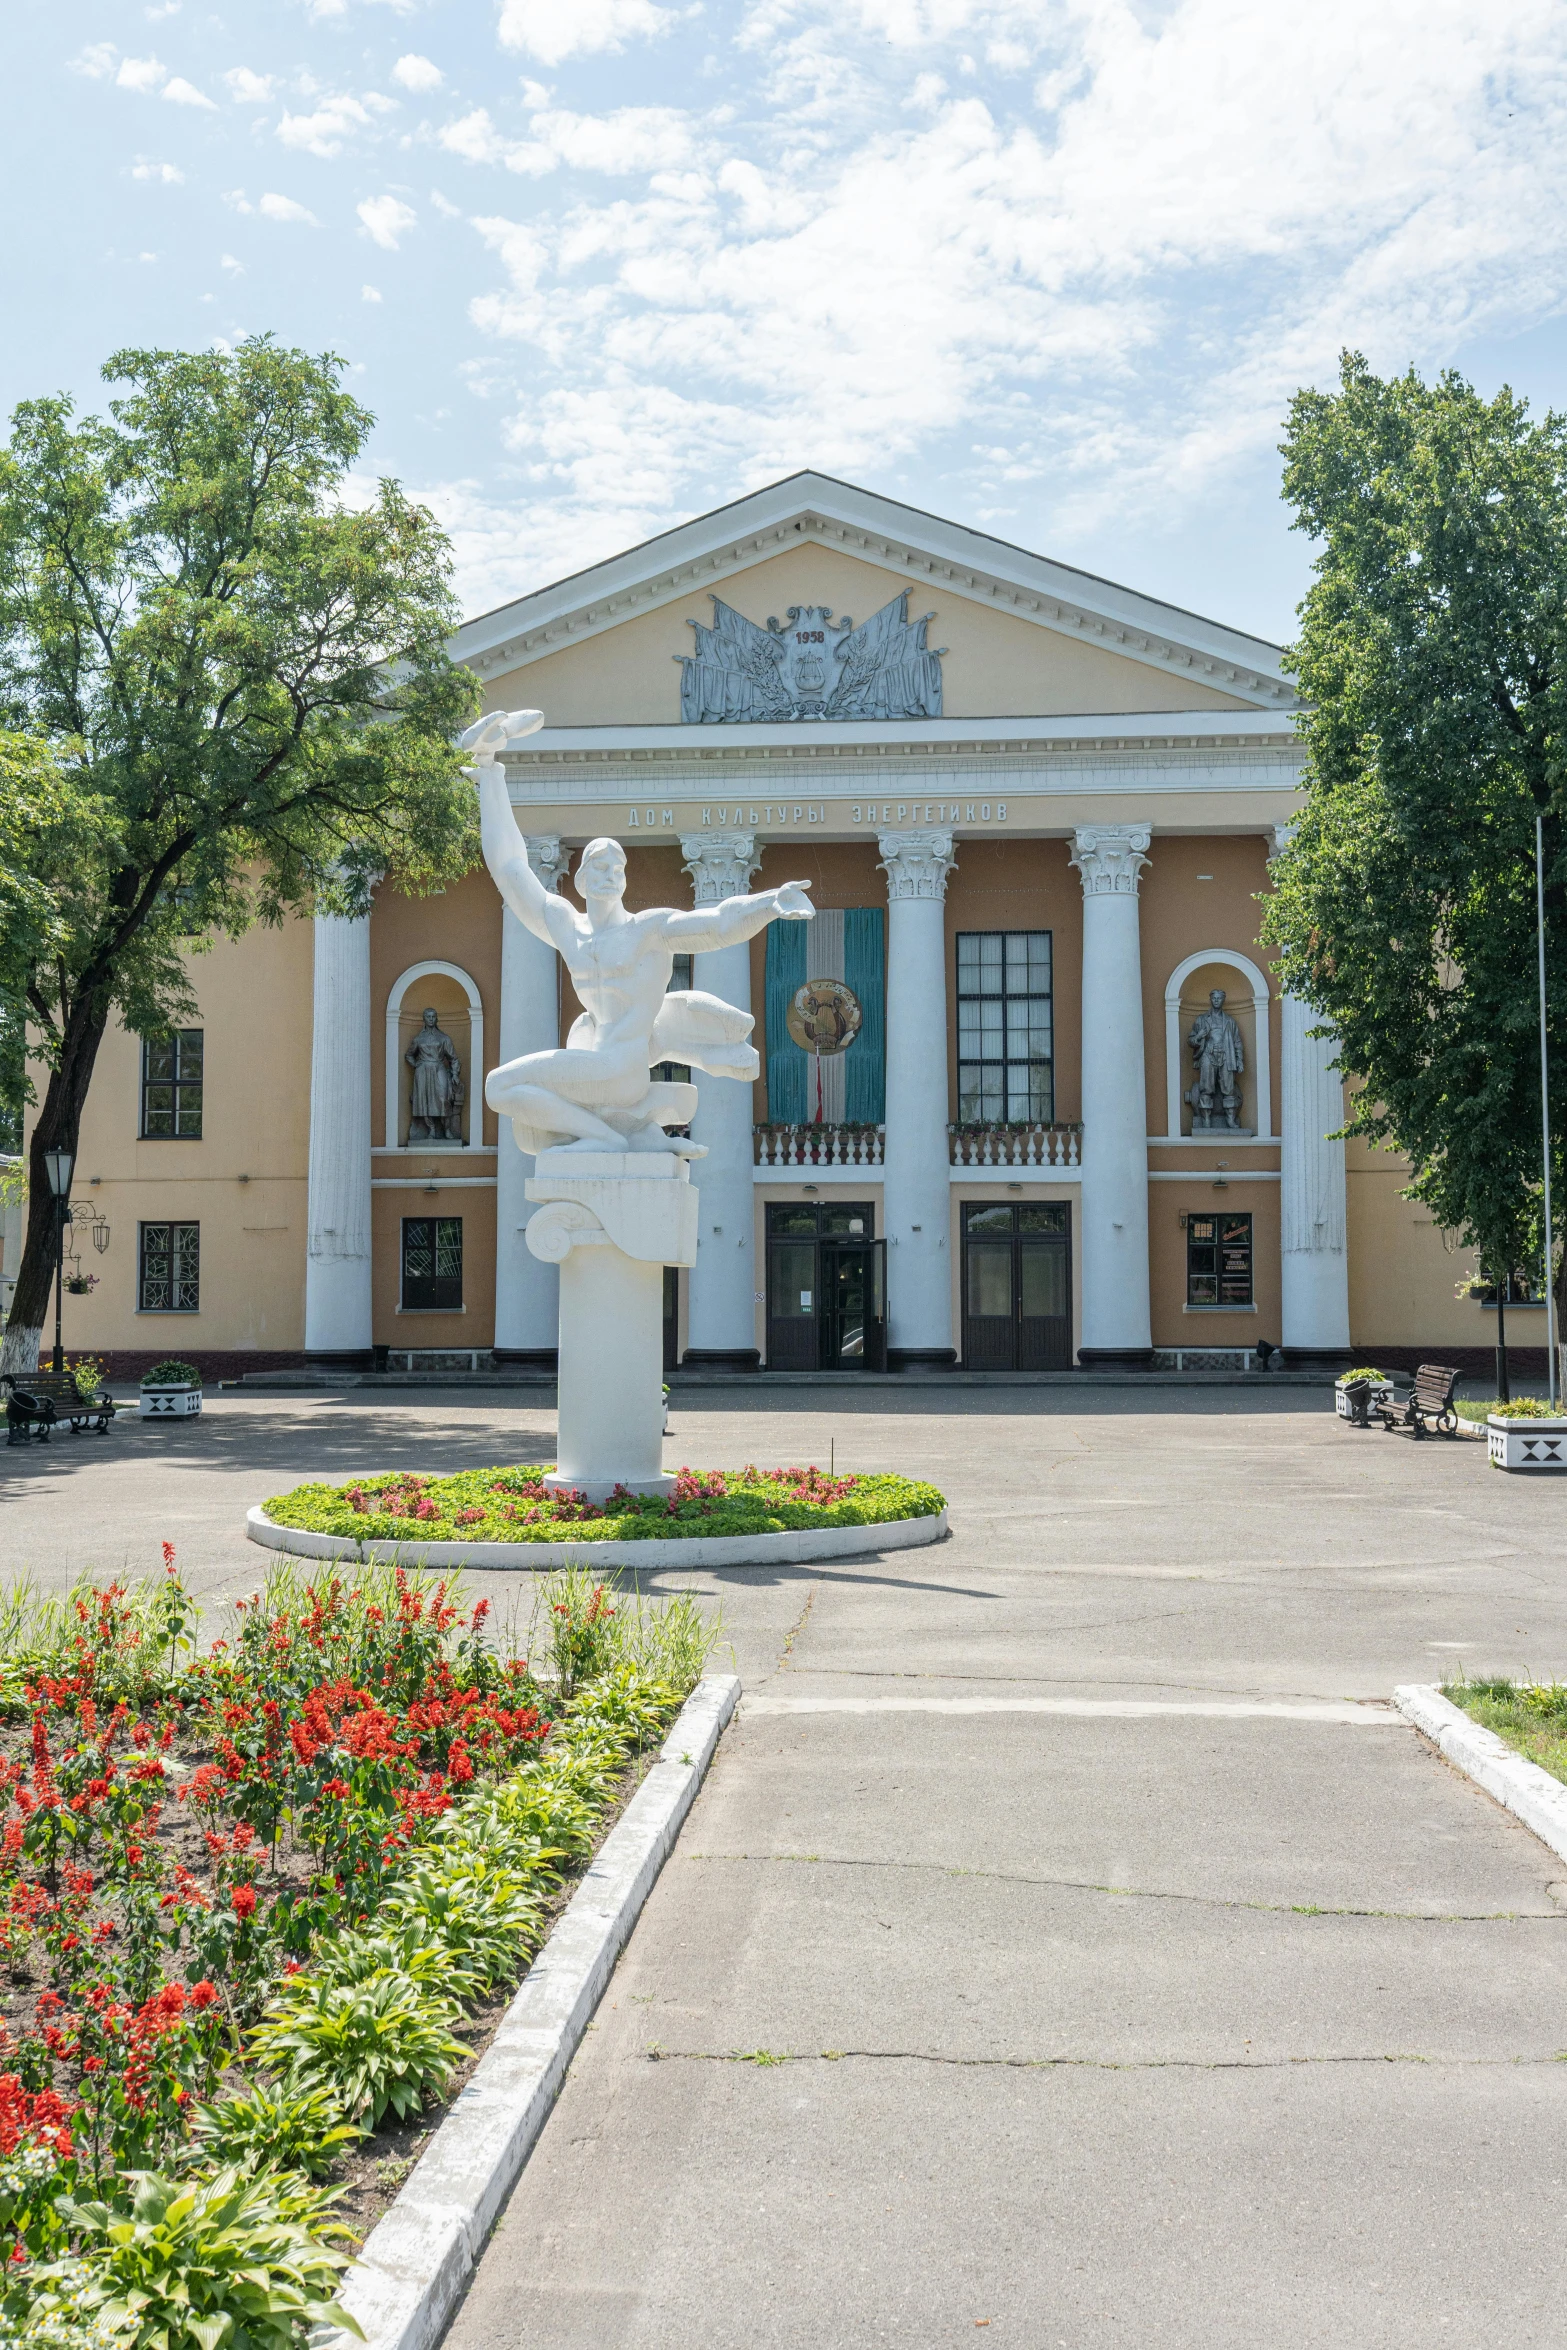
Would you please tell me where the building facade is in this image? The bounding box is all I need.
[48,476,1504,1376]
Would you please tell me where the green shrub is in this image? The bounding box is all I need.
[141,1361,200,1389]
[248,1972,468,2127]
[20,2168,360,2350]
[188,2082,362,2184]
[1488,1397,1567,1419]
[1338,1366,1390,1386]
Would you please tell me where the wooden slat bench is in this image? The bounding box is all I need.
[4,1371,120,1445]
[1374,1362,1463,1440]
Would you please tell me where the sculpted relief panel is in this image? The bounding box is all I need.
[678,591,945,723]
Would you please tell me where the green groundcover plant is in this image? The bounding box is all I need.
[1337,1367,1390,1387]
[0,1552,719,2344]
[1485,1397,1567,1419]
[262,1463,946,1546]
[139,1363,200,1391]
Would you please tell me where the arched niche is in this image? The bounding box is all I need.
[1164,950,1272,1140]
[386,961,485,1149]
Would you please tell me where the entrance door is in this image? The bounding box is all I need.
[766,1201,879,1370]
[961,1202,1071,1370]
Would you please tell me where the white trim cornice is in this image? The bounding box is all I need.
[452,475,1293,712]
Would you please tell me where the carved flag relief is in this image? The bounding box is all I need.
[678,593,945,723]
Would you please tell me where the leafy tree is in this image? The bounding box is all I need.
[0,338,479,1373]
[1263,353,1567,1327]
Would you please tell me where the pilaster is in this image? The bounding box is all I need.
[879,829,957,1369]
[493,835,569,1366]
[1071,825,1153,1368]
[679,831,764,1370]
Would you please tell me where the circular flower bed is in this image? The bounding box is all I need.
[263,1464,945,1546]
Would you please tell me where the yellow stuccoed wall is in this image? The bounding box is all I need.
[483,544,1257,726]
[62,917,314,1357]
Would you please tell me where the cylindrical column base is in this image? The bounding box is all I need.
[547,1244,671,1502]
[492,1347,559,1370]
[679,1348,759,1373]
[1280,1347,1353,1373]
[888,1347,958,1373]
[1078,1348,1155,1372]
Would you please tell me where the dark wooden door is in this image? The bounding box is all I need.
[961,1202,1071,1369]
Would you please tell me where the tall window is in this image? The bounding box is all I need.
[956,933,1053,1123]
[141,1030,204,1138]
[1186,1212,1253,1307]
[139,1221,200,1311]
[654,954,694,1083]
[401,1216,463,1310]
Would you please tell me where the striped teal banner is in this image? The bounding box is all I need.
[765,908,885,1124]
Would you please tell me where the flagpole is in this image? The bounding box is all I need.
[1537,814,1558,1407]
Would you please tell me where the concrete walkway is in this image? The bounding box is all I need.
[8,1388,1567,2336]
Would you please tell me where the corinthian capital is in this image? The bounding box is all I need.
[680,830,762,906]
[524,834,570,892]
[878,828,956,902]
[1268,821,1296,859]
[1070,824,1151,898]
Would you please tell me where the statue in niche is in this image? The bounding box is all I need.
[405,1008,464,1142]
[1185,988,1246,1131]
[464,709,814,1158]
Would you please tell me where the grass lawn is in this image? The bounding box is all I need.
[1444,1678,1567,1786]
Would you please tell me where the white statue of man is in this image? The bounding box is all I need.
[465,710,814,1158]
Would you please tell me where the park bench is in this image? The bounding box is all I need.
[4,1370,119,1445]
[1374,1361,1463,1440]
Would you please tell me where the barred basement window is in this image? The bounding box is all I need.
[141,1030,204,1138]
[956,933,1053,1123]
[401,1216,463,1310]
[1186,1212,1253,1307]
[139,1222,200,1312]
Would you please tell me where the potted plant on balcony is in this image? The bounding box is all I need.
[1487,1396,1567,1471]
[140,1357,203,1419]
[1335,1365,1394,1426]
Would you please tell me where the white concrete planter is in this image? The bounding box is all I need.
[140,1383,202,1419]
[1487,1413,1567,1470]
[247,1501,948,1571]
[1335,1377,1392,1424]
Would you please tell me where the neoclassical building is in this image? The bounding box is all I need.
[53,475,1497,1376]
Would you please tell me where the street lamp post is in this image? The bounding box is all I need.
[42,1147,75,1376]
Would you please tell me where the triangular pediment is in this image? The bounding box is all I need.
[453,473,1291,722]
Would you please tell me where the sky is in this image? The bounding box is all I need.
[5,0,1567,647]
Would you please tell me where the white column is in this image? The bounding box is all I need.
[879,829,957,1369]
[305,904,374,1365]
[493,836,569,1364]
[1272,827,1351,1361]
[680,831,763,1369]
[1071,825,1153,1366]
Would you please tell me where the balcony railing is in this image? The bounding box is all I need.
[949,1122,1082,1168]
[754,1123,886,1167]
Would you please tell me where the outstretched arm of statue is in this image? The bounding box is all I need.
[463,711,556,947]
[662,879,815,953]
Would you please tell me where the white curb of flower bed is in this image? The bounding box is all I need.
[320,1670,740,2350]
[1393,1682,1567,1865]
[245,1501,947,1570]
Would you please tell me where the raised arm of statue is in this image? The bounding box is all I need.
[662,878,814,953]
[461,710,558,948]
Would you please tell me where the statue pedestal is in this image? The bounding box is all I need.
[523,1151,698,1503]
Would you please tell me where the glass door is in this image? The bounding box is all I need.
[821,1239,887,1370]
[766,1202,878,1370]
[961,1202,1071,1369]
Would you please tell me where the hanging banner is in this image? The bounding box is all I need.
[766,908,885,1125]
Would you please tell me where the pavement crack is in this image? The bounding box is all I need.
[684,1850,1563,1924]
[763,1583,819,1683]
[646,2046,1564,2073]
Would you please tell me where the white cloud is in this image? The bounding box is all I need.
[441,104,695,176]
[497,0,677,66]
[430,188,462,217]
[116,55,166,93]
[162,76,215,108]
[220,252,244,271]
[363,283,384,301]
[146,2,181,18]
[391,53,443,93]
[131,159,184,182]
[277,95,375,156]
[223,67,276,103]
[258,192,318,224]
[358,194,417,248]
[71,43,118,78]
[138,251,159,262]
[439,109,505,165]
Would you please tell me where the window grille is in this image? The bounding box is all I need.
[401,1216,463,1310]
[138,1221,200,1311]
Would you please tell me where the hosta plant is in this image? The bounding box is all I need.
[310,1926,488,2007]
[378,1864,546,1992]
[248,1973,469,2127]
[18,2167,360,2350]
[188,2081,362,2184]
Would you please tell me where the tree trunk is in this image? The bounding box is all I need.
[0,1008,112,1378]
